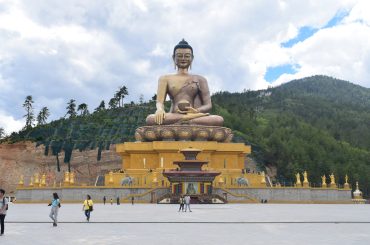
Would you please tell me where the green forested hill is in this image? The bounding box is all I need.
[212,75,370,196]
[3,75,370,196]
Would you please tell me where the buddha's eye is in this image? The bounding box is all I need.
[176,54,192,59]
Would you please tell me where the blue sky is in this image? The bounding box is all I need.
[0,0,370,134]
[265,10,351,82]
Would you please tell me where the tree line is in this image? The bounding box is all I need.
[21,85,130,131]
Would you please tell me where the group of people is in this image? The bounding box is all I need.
[102,196,134,205]
[48,193,94,227]
[178,195,192,212]
[1,188,194,235]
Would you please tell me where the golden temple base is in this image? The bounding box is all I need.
[104,141,268,188]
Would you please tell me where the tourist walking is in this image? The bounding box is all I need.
[131,196,134,205]
[110,198,113,205]
[48,193,60,227]
[103,196,106,205]
[0,189,8,236]
[184,195,192,212]
[178,195,185,212]
[82,195,93,222]
[116,197,120,205]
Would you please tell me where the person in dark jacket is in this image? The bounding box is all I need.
[0,189,9,235]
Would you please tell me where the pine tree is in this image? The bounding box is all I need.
[94,100,106,112]
[23,95,34,129]
[36,107,50,125]
[77,103,89,116]
[0,127,5,139]
[108,98,119,109]
[139,94,144,104]
[66,99,77,118]
[115,85,129,107]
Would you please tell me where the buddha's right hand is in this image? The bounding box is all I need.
[155,109,165,125]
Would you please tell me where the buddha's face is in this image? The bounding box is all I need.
[173,48,193,69]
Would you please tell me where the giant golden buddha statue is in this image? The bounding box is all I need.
[146,39,224,126]
[136,39,232,142]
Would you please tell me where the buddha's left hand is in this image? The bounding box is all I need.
[177,106,198,114]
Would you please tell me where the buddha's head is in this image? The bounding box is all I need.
[173,39,194,69]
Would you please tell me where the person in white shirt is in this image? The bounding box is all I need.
[184,195,192,212]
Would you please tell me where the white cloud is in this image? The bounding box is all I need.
[273,15,370,87]
[0,110,24,135]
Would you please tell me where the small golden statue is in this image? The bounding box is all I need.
[344,174,350,189]
[302,171,309,187]
[34,173,40,185]
[295,173,301,187]
[41,174,46,187]
[70,172,75,186]
[329,173,336,188]
[108,171,114,185]
[261,171,266,184]
[29,176,34,187]
[18,175,24,186]
[64,171,70,185]
[321,175,327,188]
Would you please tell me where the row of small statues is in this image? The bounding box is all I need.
[295,171,350,188]
[18,171,76,187]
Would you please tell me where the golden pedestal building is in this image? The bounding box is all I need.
[105,140,268,192]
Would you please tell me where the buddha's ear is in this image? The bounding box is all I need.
[172,55,177,70]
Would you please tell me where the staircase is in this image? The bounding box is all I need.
[157,193,227,204]
[95,175,105,186]
[265,175,272,187]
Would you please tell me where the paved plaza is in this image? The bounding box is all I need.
[1,203,369,244]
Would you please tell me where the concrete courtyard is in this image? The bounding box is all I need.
[1,203,369,244]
